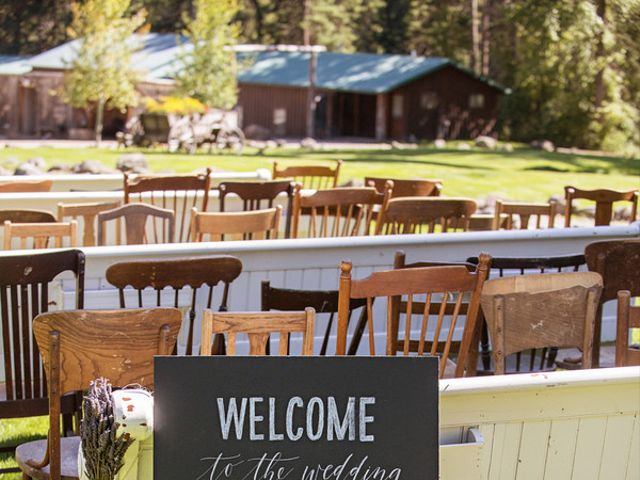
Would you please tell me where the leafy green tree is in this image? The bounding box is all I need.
[63,0,145,144]
[176,0,239,109]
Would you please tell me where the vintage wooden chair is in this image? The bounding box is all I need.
[218,180,295,238]
[585,239,640,366]
[376,197,477,234]
[0,250,84,475]
[57,201,121,247]
[0,180,53,193]
[494,200,557,230]
[336,254,491,378]
[123,169,211,242]
[191,206,281,241]
[97,203,175,246]
[564,186,638,227]
[272,160,342,189]
[261,280,367,355]
[0,210,56,224]
[200,308,315,356]
[291,184,391,238]
[480,272,602,375]
[365,176,442,197]
[106,255,242,356]
[616,290,640,367]
[15,307,181,480]
[3,221,78,250]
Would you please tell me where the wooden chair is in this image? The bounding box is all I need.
[272,160,342,189]
[191,206,281,241]
[494,200,557,230]
[564,186,638,227]
[97,203,175,246]
[585,239,640,366]
[480,272,602,375]
[57,201,121,246]
[15,307,181,480]
[218,180,295,238]
[105,256,242,356]
[376,197,477,234]
[3,221,78,250]
[124,169,211,242]
[0,180,53,193]
[616,290,640,367]
[336,254,491,378]
[0,210,56,224]
[291,184,391,238]
[0,250,84,475]
[200,308,315,356]
[365,176,442,197]
[261,280,367,355]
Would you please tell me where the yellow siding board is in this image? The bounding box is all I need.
[516,421,551,480]
[489,422,522,480]
[599,415,636,479]
[478,423,495,479]
[572,417,607,480]
[544,418,580,480]
[625,414,640,480]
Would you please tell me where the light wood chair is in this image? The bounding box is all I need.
[272,160,342,189]
[616,290,640,367]
[124,169,211,242]
[480,272,602,375]
[376,197,477,234]
[564,186,638,227]
[191,206,281,241]
[494,200,557,230]
[57,201,121,247]
[97,203,175,246]
[3,221,77,250]
[365,176,442,197]
[0,180,53,193]
[336,254,491,378]
[200,308,316,356]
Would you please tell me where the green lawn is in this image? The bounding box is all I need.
[1,143,638,202]
[0,416,48,478]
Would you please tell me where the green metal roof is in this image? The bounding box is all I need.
[0,55,33,75]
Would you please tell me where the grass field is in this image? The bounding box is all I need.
[0,417,48,478]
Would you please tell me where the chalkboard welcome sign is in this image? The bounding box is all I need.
[155,357,439,480]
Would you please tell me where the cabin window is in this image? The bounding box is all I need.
[420,92,438,110]
[392,94,404,119]
[273,108,286,135]
[469,94,485,109]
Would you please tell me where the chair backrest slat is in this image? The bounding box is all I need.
[564,186,638,227]
[0,180,52,193]
[365,177,442,197]
[191,206,281,241]
[273,160,341,189]
[616,290,640,367]
[494,200,557,230]
[3,221,77,250]
[97,203,175,246]
[57,201,121,246]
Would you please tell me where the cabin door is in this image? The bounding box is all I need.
[19,85,37,136]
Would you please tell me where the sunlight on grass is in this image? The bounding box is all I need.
[0,416,48,478]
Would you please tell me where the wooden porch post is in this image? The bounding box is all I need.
[375,93,387,141]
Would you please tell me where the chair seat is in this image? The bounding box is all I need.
[16,436,80,479]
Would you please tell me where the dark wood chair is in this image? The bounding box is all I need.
[272,160,342,189]
[201,309,315,356]
[4,221,78,250]
[124,169,211,242]
[191,206,281,241]
[616,290,640,367]
[105,255,242,356]
[564,186,638,227]
[57,201,121,247]
[291,184,391,238]
[494,200,557,230]
[0,180,53,193]
[0,250,84,475]
[336,254,491,378]
[585,239,640,366]
[261,280,367,355]
[376,197,477,234]
[15,307,181,480]
[480,272,602,375]
[97,203,175,246]
[0,210,56,224]
[365,176,442,197]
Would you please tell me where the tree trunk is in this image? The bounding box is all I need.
[594,0,606,109]
[95,98,105,147]
[471,0,481,73]
[303,0,311,46]
[481,0,491,76]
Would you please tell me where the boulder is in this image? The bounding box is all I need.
[614,206,633,222]
[531,139,555,152]
[14,162,43,175]
[433,139,446,149]
[244,124,271,141]
[475,135,497,149]
[457,142,471,150]
[301,137,319,150]
[73,160,115,174]
[47,164,73,174]
[0,166,12,176]
[116,153,149,174]
[27,157,46,169]
[502,142,514,152]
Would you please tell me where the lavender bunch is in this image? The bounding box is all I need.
[80,378,134,480]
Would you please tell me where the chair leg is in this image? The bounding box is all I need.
[480,321,491,371]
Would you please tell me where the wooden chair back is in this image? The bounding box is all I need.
[32,307,181,479]
[0,210,56,224]
[336,254,491,378]
[616,290,640,367]
[97,203,175,246]
[564,186,638,227]
[0,180,53,193]
[291,185,391,238]
[480,272,602,375]
[219,180,295,238]
[261,280,366,355]
[57,201,121,246]
[201,308,315,356]
[494,200,557,230]
[191,206,281,241]
[365,177,442,197]
[272,160,342,189]
[106,255,242,355]
[3,221,77,250]
[124,169,211,242]
[376,197,477,234]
